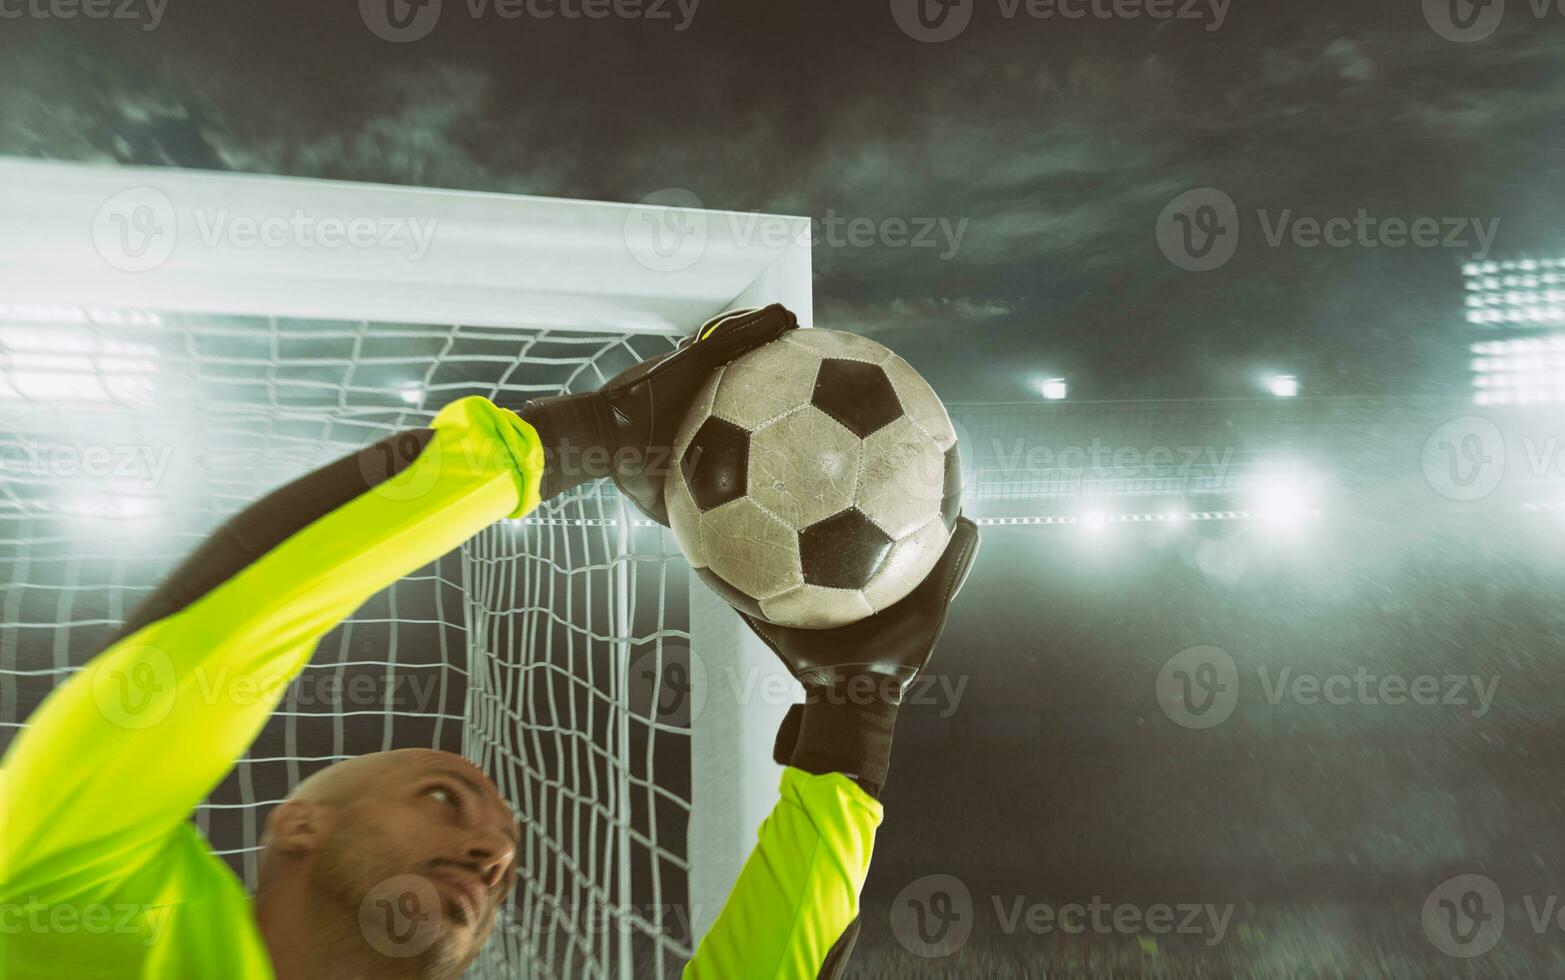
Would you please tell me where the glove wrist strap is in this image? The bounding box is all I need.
[779,687,900,799]
[520,393,612,501]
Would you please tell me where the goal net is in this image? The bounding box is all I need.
[0,305,696,977]
[0,158,812,980]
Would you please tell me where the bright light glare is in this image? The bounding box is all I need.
[399,385,424,405]
[1472,335,1565,355]
[63,493,159,522]
[0,327,158,405]
[1251,475,1312,531]
[1266,375,1299,398]
[1462,261,1565,323]
[0,304,162,327]
[1469,334,1565,405]
[1040,378,1068,401]
[1081,509,1107,531]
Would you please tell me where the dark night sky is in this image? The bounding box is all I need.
[7,0,1565,401]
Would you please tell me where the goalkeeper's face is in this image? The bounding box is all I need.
[287,748,521,975]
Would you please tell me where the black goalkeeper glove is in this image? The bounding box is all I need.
[519,304,799,521]
[745,516,980,798]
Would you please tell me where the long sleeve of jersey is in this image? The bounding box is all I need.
[0,392,880,980]
[0,395,544,978]
[684,767,882,980]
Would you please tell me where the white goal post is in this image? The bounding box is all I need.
[0,157,807,978]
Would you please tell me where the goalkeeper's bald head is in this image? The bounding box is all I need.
[253,748,520,979]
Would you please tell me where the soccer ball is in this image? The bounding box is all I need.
[665,328,962,629]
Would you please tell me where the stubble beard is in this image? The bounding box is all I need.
[311,820,474,979]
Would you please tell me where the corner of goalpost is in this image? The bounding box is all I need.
[0,157,811,979]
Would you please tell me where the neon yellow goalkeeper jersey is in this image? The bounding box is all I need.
[0,395,881,979]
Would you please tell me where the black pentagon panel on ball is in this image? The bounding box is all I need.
[799,508,895,590]
[940,443,963,531]
[682,416,750,512]
[811,359,904,439]
[693,566,764,618]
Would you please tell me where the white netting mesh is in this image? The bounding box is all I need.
[0,306,696,979]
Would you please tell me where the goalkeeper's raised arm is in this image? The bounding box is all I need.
[0,306,797,980]
[681,508,979,980]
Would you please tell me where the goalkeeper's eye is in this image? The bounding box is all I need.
[426,785,461,809]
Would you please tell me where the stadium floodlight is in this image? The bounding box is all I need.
[0,156,814,977]
[970,510,1295,527]
[1462,258,1565,328]
[1081,508,1107,531]
[1266,374,1299,398]
[1250,471,1314,532]
[1040,377,1068,400]
[1473,369,1565,387]
[1469,332,1565,405]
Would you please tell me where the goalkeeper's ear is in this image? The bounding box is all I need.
[262,798,329,856]
[258,798,333,894]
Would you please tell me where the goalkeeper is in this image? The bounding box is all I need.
[0,304,979,979]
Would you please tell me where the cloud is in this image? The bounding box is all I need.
[818,296,1014,337]
[11,3,1565,396]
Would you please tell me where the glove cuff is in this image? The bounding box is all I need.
[779,684,900,799]
[519,393,612,501]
